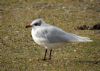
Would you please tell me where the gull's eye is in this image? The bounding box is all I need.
[34,23,39,26]
[34,21,41,26]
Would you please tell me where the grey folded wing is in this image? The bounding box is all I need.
[45,27,77,43]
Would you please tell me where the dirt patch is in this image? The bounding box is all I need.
[76,23,100,30]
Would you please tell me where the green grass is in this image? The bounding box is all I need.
[0,0,100,71]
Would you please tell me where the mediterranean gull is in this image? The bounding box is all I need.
[26,19,93,60]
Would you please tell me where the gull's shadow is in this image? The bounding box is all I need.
[75,60,100,64]
[37,58,100,65]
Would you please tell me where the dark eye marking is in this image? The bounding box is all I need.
[34,23,39,26]
[34,20,41,26]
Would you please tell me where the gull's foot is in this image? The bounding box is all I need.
[42,58,47,61]
[48,57,51,60]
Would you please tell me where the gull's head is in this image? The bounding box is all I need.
[26,19,43,28]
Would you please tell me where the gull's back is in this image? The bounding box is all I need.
[31,19,92,48]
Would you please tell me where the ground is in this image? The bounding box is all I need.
[0,0,100,71]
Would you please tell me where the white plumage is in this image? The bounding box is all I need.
[26,19,93,60]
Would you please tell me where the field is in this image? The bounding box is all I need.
[0,0,100,71]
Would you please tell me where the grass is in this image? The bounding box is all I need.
[0,0,100,71]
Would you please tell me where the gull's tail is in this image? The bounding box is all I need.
[75,36,93,42]
[65,33,93,42]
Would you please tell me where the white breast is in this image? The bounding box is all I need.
[31,28,47,47]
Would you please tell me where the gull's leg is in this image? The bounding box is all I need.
[49,49,52,60]
[43,49,47,60]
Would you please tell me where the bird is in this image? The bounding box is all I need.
[26,18,93,60]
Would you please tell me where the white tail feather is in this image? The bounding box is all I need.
[76,36,93,42]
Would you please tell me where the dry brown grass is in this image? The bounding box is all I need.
[0,0,100,71]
